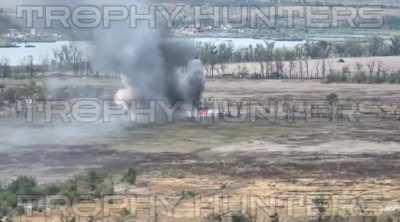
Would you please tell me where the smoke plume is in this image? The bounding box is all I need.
[14,0,205,107]
[91,23,205,107]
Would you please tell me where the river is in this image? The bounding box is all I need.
[0,38,305,66]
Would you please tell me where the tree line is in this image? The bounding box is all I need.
[1,36,400,81]
[0,44,117,79]
[0,167,138,221]
[197,35,400,79]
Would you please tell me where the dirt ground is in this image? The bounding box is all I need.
[2,79,400,180]
[3,79,400,221]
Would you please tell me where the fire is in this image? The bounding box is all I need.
[114,87,136,111]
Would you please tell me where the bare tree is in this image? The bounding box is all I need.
[355,62,364,74]
[299,60,304,80]
[305,59,310,80]
[0,57,11,78]
[23,56,35,78]
[289,60,296,80]
[322,59,327,79]
[376,61,383,78]
[315,60,321,79]
[263,41,275,79]
[367,61,376,80]
[368,36,385,56]
[199,43,218,78]
[255,43,266,79]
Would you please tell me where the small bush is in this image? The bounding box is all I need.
[0,176,39,218]
[326,93,339,105]
[231,212,253,222]
[388,71,400,83]
[8,176,39,194]
[324,69,400,84]
[87,170,103,192]
[122,168,137,185]
[2,88,17,103]
[43,184,61,195]
[353,71,367,83]
[182,191,197,199]
[15,206,25,216]
[0,191,17,208]
[0,206,10,219]
[59,179,78,199]
[326,72,341,83]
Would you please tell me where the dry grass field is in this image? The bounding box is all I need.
[1,78,400,178]
[210,56,400,78]
[3,73,400,222]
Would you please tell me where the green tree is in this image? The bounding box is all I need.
[391,35,400,55]
[231,212,252,222]
[8,176,38,194]
[122,168,137,185]
[368,36,385,56]
[87,170,102,192]
[22,80,45,100]
[313,195,327,222]
[0,57,11,78]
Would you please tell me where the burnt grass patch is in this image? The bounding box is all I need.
[1,142,400,181]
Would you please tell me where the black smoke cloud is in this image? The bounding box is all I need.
[92,26,204,106]
[13,0,205,105]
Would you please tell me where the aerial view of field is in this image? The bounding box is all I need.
[1,0,400,222]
